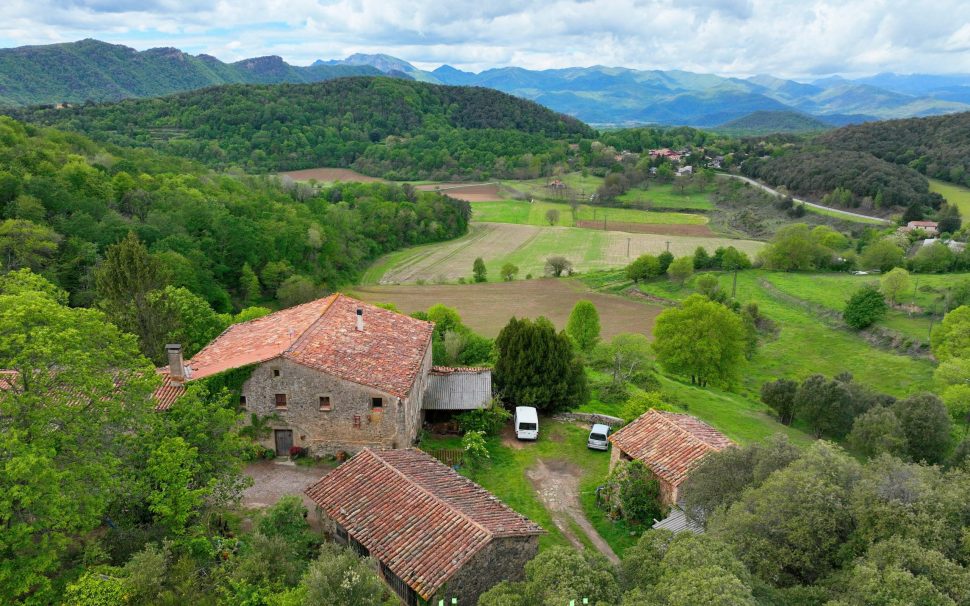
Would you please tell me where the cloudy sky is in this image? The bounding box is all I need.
[2,0,970,78]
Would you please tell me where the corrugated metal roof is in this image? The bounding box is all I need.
[423,368,492,410]
[652,507,703,534]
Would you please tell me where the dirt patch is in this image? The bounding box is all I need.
[278,167,385,183]
[576,220,715,237]
[500,423,526,449]
[242,460,335,512]
[352,279,661,339]
[526,458,619,564]
[415,182,502,202]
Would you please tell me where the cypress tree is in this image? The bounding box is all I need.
[494,316,589,413]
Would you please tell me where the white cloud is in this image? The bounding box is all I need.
[1,0,969,78]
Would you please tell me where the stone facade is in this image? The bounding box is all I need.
[244,345,433,456]
[430,535,539,605]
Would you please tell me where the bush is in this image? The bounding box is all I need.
[456,403,512,436]
[843,285,887,329]
[288,446,307,459]
[613,460,664,524]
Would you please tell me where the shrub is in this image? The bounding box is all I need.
[843,285,887,329]
[613,460,664,524]
[456,402,512,436]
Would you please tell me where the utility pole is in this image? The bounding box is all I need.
[732,270,738,299]
[665,240,671,252]
[627,237,631,258]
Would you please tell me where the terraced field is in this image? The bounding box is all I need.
[363,222,764,284]
[471,199,707,228]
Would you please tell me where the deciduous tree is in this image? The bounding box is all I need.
[843,285,887,329]
[652,295,746,387]
[566,300,601,352]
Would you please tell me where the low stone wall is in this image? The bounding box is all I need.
[552,412,625,427]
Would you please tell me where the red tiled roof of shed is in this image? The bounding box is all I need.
[609,410,733,487]
[187,294,433,398]
[305,448,543,599]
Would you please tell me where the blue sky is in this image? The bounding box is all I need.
[3,1,970,78]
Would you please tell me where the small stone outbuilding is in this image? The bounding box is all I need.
[305,448,544,605]
[608,409,733,507]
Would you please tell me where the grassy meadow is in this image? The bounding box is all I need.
[635,270,935,399]
[929,177,970,217]
[471,199,708,227]
[362,222,764,284]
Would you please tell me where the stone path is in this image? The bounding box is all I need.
[526,458,620,564]
[241,459,334,511]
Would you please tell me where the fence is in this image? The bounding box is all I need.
[424,447,464,467]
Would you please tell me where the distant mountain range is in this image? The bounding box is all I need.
[0,39,383,106]
[3,39,970,129]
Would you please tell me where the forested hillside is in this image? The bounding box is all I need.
[0,39,382,106]
[741,150,943,210]
[819,110,970,188]
[7,77,593,178]
[0,116,470,319]
[717,110,832,135]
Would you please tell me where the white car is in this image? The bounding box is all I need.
[514,406,539,440]
[587,424,611,451]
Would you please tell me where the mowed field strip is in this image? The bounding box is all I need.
[352,279,662,339]
[364,222,765,284]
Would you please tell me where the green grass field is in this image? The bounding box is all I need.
[637,271,935,399]
[471,199,708,227]
[617,184,715,210]
[929,178,970,217]
[365,222,764,284]
[760,271,967,342]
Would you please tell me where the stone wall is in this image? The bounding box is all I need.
[552,412,625,427]
[243,356,425,456]
[430,535,539,605]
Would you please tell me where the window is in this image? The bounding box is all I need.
[272,368,281,377]
[275,393,287,409]
[238,395,247,409]
[371,397,383,410]
[319,396,332,411]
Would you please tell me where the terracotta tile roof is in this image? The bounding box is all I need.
[305,448,543,599]
[0,370,17,391]
[187,294,433,398]
[609,410,733,487]
[153,369,186,411]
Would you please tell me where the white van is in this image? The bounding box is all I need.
[587,424,611,451]
[514,406,539,440]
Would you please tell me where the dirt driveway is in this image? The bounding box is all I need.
[526,458,619,564]
[242,460,334,511]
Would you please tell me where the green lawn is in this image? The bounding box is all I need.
[617,183,715,210]
[420,421,643,556]
[760,271,968,342]
[471,199,708,227]
[929,178,970,217]
[637,271,936,399]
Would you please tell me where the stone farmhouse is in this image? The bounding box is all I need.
[159,294,492,456]
[306,447,543,605]
[609,409,733,507]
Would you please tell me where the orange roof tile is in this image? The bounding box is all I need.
[305,448,543,599]
[187,294,433,398]
[609,410,733,487]
[153,369,186,411]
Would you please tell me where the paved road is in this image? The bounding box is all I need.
[724,174,891,224]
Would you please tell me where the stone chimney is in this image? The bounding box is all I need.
[356,307,364,332]
[166,344,186,382]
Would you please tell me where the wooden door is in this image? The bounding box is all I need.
[274,429,293,456]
